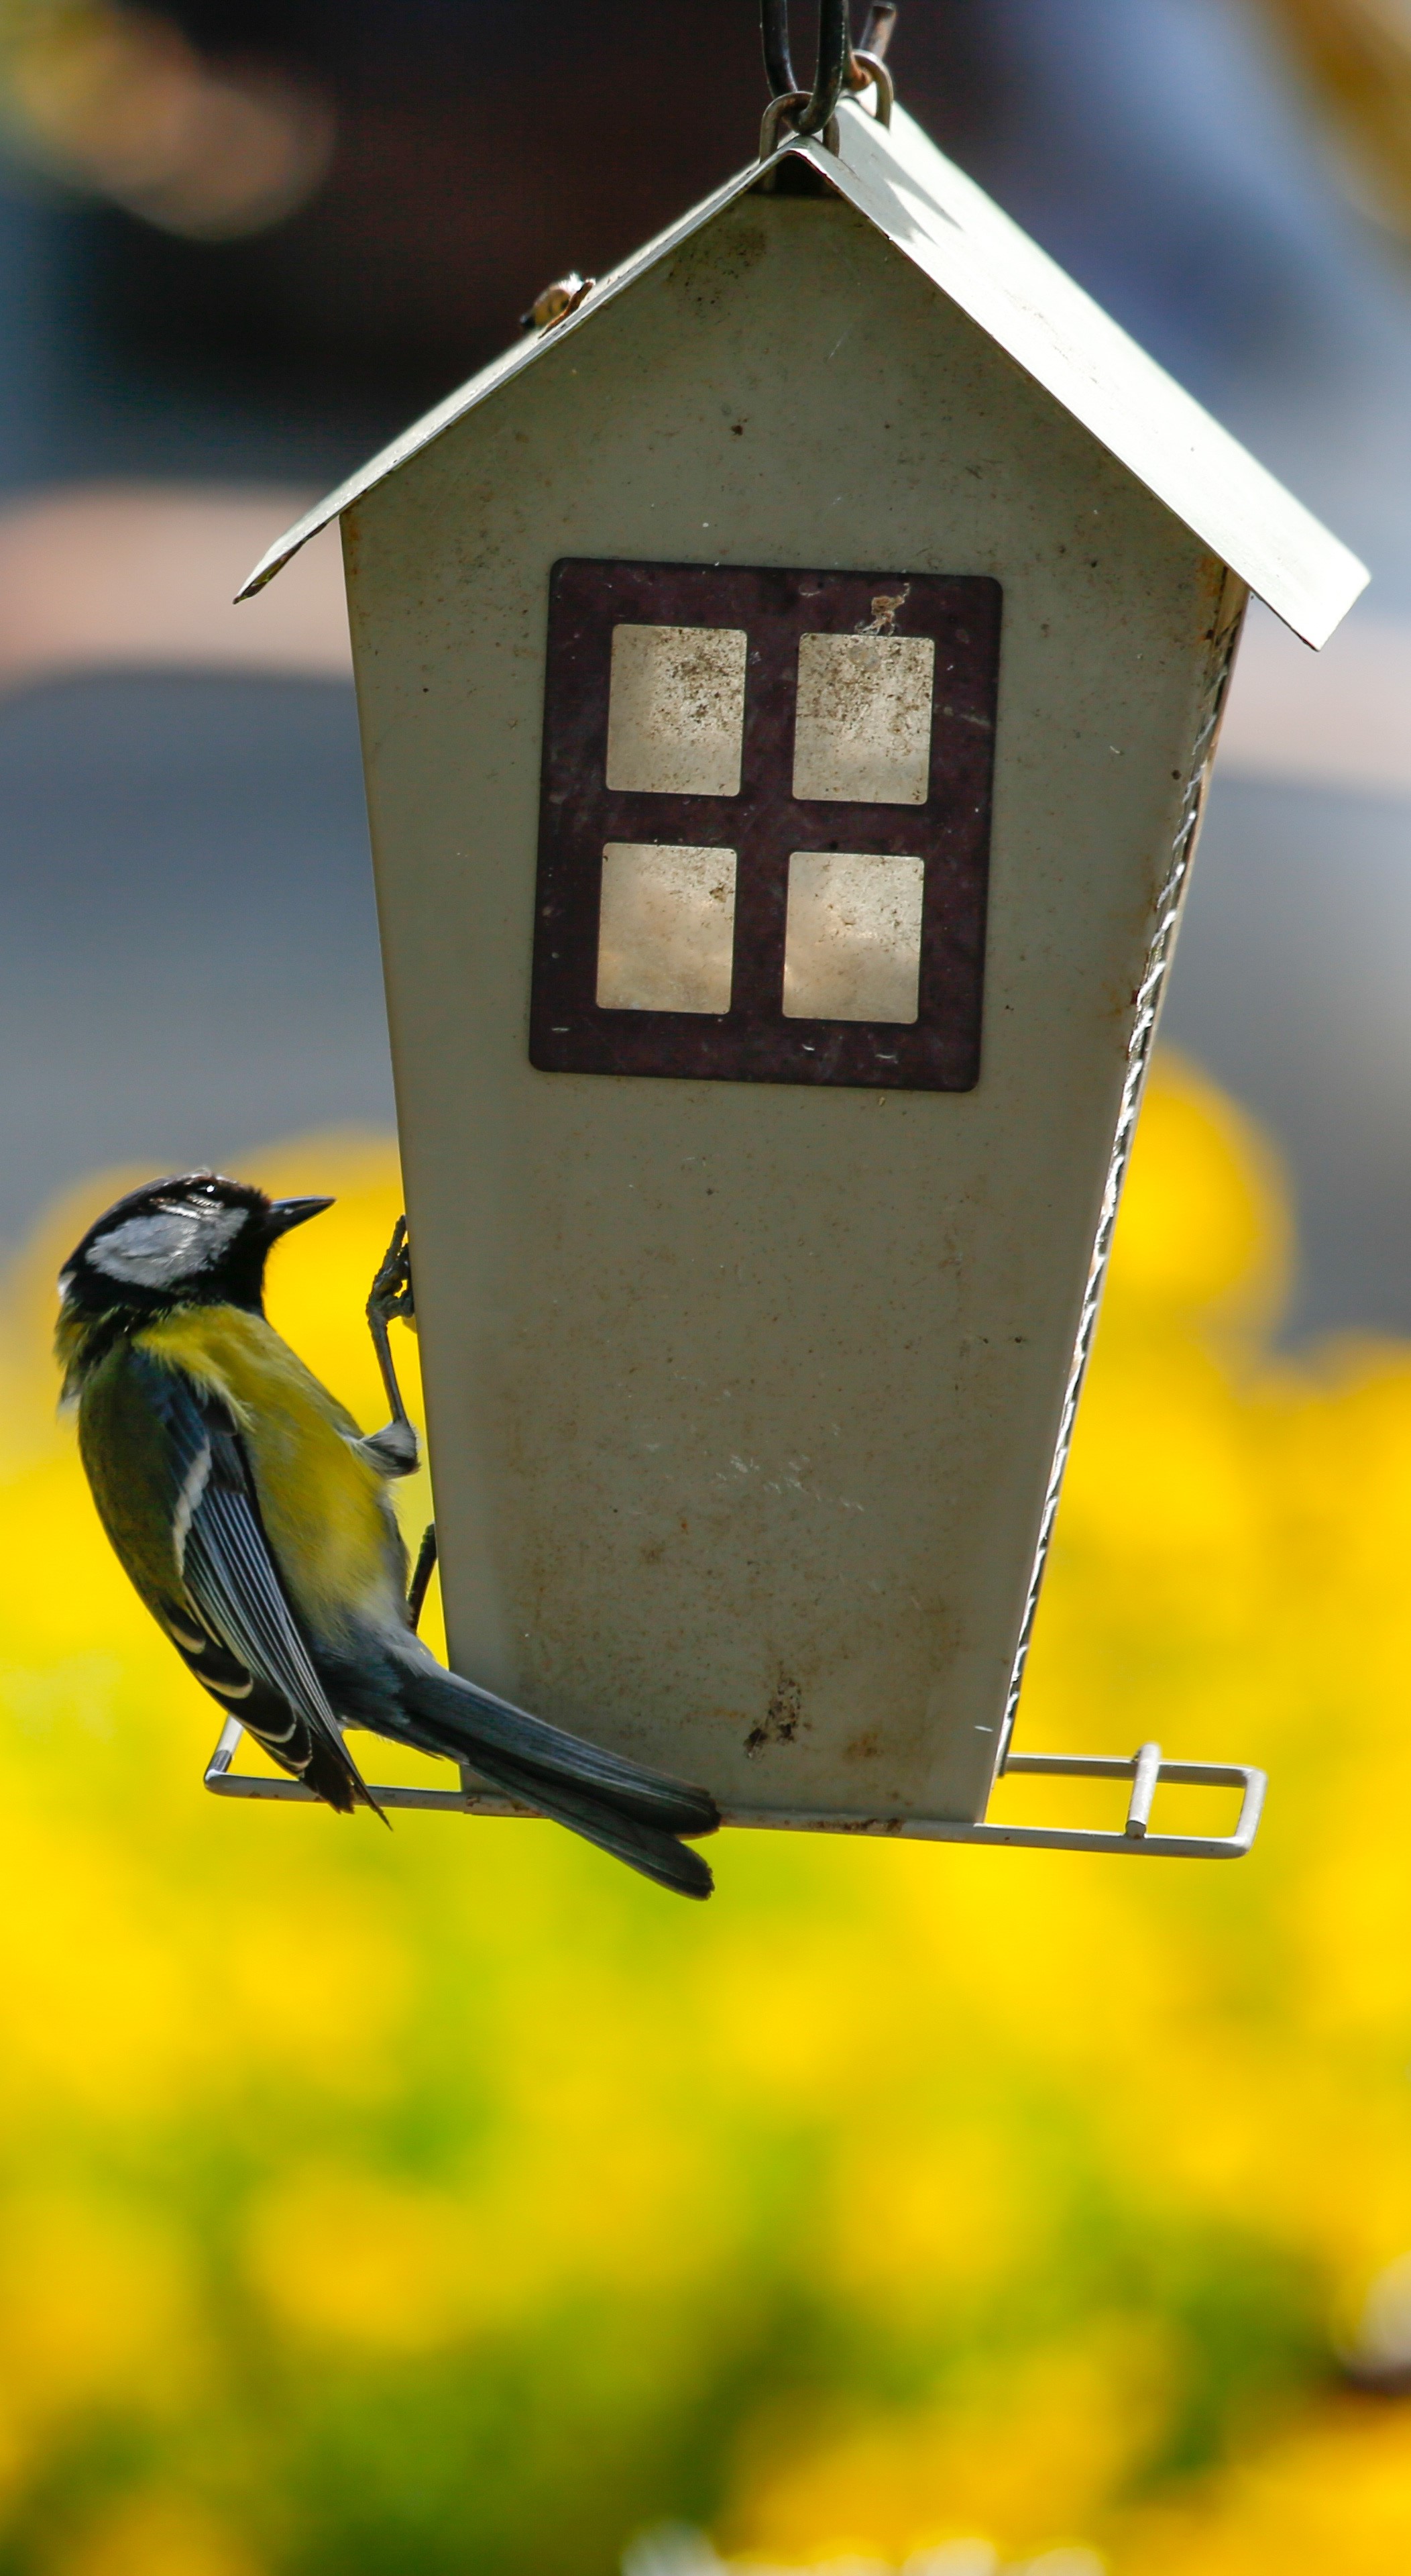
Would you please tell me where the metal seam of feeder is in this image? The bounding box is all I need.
[994,574,1246,1778]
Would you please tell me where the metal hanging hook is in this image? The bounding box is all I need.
[761,0,799,99]
[847,1,896,122]
[760,0,852,138]
[760,0,897,152]
[857,3,898,62]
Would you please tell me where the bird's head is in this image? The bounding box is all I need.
[58,1173,333,1333]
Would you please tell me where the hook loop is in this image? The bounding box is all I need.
[845,47,893,125]
[760,0,852,140]
[760,88,840,159]
[761,0,797,99]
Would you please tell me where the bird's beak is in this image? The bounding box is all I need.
[266,1195,335,1237]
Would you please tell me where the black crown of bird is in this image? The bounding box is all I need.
[56,1173,718,1899]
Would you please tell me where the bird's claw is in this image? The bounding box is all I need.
[368,1214,416,1331]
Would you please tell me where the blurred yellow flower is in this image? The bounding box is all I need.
[245,2166,483,2353]
[54,2491,262,2576]
[0,1071,1402,2573]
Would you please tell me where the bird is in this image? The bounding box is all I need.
[56,1172,719,1898]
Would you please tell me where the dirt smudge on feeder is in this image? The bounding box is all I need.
[743,1670,803,1760]
[859,585,909,636]
[667,218,767,319]
[792,630,935,806]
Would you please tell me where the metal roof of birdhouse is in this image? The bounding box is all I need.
[241,93,1366,648]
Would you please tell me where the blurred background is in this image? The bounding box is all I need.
[0,0,1410,1336]
[3,3,1411,2571]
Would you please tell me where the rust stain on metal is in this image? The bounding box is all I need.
[743,1669,803,1760]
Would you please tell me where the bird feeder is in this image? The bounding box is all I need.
[227,11,1365,1858]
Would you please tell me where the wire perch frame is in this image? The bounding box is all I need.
[205,1721,1266,1858]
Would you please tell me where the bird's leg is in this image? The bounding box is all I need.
[406,1522,439,1630]
[357,1214,421,1478]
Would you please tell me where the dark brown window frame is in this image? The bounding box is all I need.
[529,558,1001,1091]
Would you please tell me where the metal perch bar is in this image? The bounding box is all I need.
[1123,1739,1163,1839]
[203,1717,518,1813]
[204,1721,1265,1857]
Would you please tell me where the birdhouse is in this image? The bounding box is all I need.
[233,72,1365,1858]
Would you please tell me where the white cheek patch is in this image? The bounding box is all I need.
[91,1203,246,1289]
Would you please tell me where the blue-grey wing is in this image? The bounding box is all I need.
[131,1352,373,1810]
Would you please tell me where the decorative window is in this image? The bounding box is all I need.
[530,560,1000,1091]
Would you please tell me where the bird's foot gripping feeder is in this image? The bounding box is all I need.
[225,0,1368,1875]
[205,1723,1265,1860]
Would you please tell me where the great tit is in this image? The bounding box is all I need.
[57,1173,718,1898]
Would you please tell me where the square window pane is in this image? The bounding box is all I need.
[597,843,737,1014]
[783,852,925,1024]
[605,625,748,797]
[793,633,936,805]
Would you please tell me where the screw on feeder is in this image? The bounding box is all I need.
[520,271,596,335]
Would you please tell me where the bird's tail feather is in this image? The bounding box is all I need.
[453,1738,714,1900]
[394,1652,718,1899]
[300,1725,389,1825]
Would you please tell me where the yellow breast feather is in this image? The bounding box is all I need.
[135,1305,407,1635]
